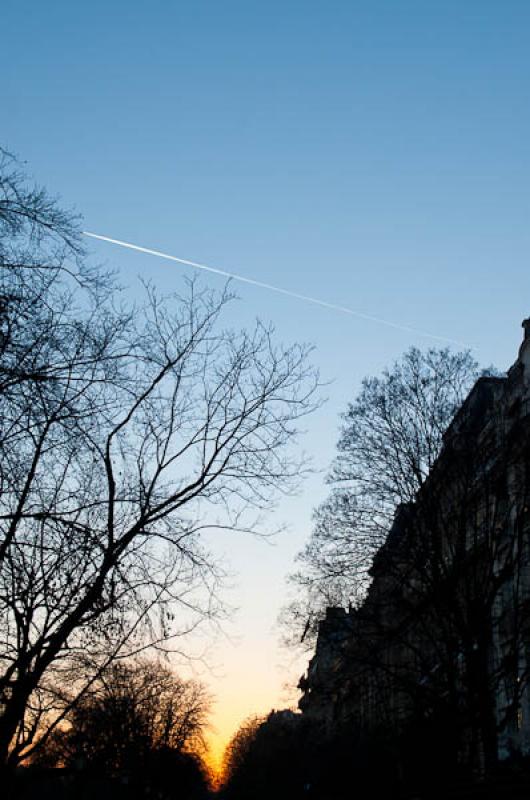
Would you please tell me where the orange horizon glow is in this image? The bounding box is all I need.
[203,670,303,782]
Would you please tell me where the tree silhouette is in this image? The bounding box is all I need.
[34,659,210,772]
[282,347,482,648]
[0,149,320,767]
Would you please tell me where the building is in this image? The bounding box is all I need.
[299,320,530,773]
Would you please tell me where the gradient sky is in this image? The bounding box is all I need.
[3,0,530,769]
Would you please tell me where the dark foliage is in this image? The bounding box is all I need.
[3,750,211,800]
[220,710,530,800]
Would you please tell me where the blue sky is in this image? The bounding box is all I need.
[4,0,530,763]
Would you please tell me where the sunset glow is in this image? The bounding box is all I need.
[3,1,530,797]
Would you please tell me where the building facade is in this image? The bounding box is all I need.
[299,320,530,772]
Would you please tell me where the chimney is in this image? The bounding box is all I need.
[518,318,530,374]
[509,319,530,377]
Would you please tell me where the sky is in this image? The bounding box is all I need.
[3,0,530,770]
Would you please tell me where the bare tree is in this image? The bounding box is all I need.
[283,347,482,648]
[221,714,264,787]
[0,150,320,767]
[34,659,211,770]
[0,146,112,393]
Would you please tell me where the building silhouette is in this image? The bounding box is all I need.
[299,320,530,774]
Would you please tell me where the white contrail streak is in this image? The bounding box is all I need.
[83,231,466,346]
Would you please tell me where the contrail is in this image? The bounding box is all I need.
[83,231,466,346]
